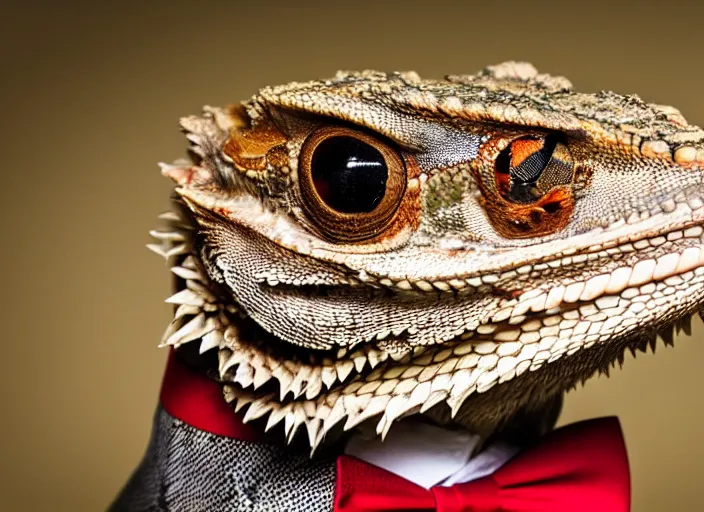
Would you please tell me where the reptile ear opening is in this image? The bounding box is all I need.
[298,126,407,243]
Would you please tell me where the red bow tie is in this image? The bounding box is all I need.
[161,352,630,512]
[334,416,630,512]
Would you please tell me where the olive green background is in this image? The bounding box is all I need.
[3,1,704,510]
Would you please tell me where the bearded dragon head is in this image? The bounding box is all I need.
[150,62,704,451]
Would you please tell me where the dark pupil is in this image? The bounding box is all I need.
[311,136,388,213]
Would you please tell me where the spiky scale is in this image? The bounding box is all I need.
[322,401,347,437]
[165,288,205,307]
[199,330,223,354]
[265,404,291,432]
[336,361,354,383]
[145,64,704,456]
[376,395,412,440]
[233,394,254,414]
[420,391,448,413]
[681,315,693,336]
[243,398,273,423]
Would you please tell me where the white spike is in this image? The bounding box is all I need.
[199,330,223,354]
[173,304,201,319]
[286,407,306,444]
[160,313,211,347]
[277,371,294,401]
[233,394,254,413]
[158,211,181,222]
[343,395,391,430]
[321,366,338,389]
[265,404,291,432]
[146,243,169,259]
[171,266,203,281]
[376,395,410,440]
[219,350,242,377]
[366,351,387,369]
[150,230,186,242]
[252,365,274,390]
[284,413,296,440]
[186,279,214,297]
[305,419,321,448]
[305,371,323,399]
[166,244,189,258]
[234,363,255,388]
[336,361,355,382]
[310,427,328,454]
[354,355,367,373]
[167,313,211,347]
[447,369,480,412]
[156,210,182,222]
[322,399,347,435]
[477,370,499,393]
[404,381,431,411]
[430,374,452,393]
[165,288,205,307]
[160,317,185,346]
[420,391,448,413]
[289,366,312,398]
[243,398,274,423]
[447,386,476,418]
[313,403,332,423]
[181,255,197,269]
[376,415,390,440]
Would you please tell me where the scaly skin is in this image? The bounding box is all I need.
[148,62,704,452]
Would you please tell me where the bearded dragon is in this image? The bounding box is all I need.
[116,61,704,509]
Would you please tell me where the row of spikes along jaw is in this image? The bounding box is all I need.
[147,102,704,454]
[148,198,704,455]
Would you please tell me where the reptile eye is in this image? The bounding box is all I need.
[311,136,387,213]
[299,126,407,242]
[495,134,574,203]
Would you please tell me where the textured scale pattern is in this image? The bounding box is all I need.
[145,62,704,452]
[110,407,336,511]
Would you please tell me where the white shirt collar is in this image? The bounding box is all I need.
[345,419,519,489]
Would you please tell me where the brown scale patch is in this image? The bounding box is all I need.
[265,145,291,169]
[223,120,288,172]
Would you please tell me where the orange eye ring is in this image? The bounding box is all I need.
[298,126,407,243]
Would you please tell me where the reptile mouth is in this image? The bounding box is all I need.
[149,206,704,452]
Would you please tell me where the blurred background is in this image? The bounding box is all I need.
[3,1,704,510]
